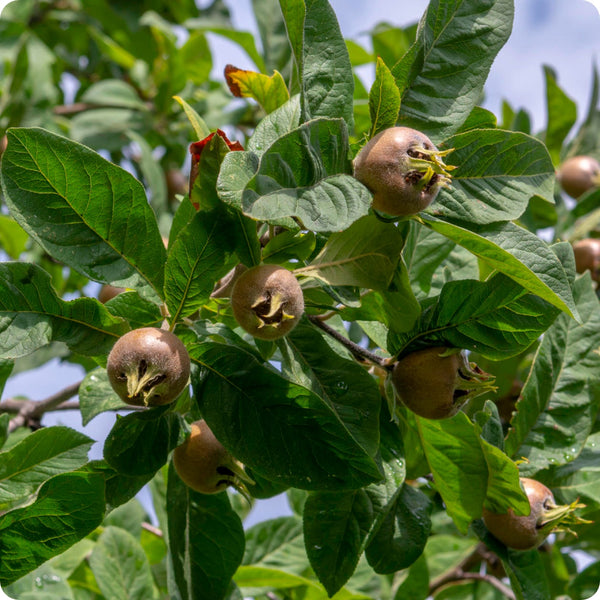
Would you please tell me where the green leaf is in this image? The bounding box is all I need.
[279,319,381,459]
[0,471,106,587]
[394,0,514,141]
[247,96,302,157]
[80,79,148,110]
[164,210,236,323]
[505,275,600,471]
[233,566,316,592]
[279,0,354,128]
[167,462,245,600]
[243,516,308,574]
[422,216,578,319]
[180,32,213,85]
[99,290,163,330]
[1,128,167,297]
[218,118,371,233]
[303,489,373,597]
[369,58,401,138]
[431,129,555,224]
[544,66,577,165]
[365,484,432,574]
[88,526,156,600]
[79,368,126,426]
[173,95,211,139]
[388,273,560,360]
[0,215,28,259]
[103,409,183,477]
[262,229,316,263]
[297,215,403,290]
[192,341,383,490]
[417,412,528,534]
[0,262,128,359]
[0,426,93,511]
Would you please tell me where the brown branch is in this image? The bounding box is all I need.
[307,314,390,369]
[142,522,163,538]
[7,381,82,433]
[428,543,515,600]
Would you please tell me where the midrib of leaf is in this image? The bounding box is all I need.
[23,144,160,297]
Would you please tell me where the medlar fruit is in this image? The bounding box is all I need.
[107,327,190,407]
[173,419,252,495]
[572,238,600,281]
[556,155,600,199]
[391,347,494,419]
[482,478,586,551]
[353,126,454,217]
[98,284,125,303]
[230,264,304,340]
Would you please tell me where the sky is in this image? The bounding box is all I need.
[1,0,600,528]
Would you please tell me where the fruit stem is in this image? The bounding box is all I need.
[308,315,390,369]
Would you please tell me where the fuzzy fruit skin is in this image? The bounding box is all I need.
[98,284,125,303]
[231,264,304,340]
[391,347,466,419]
[482,478,555,550]
[573,238,600,281]
[107,327,190,407]
[173,420,233,494]
[353,127,444,216]
[557,155,600,199]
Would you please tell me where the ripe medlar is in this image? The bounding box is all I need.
[107,327,190,407]
[230,264,304,340]
[572,238,600,281]
[173,419,252,495]
[391,347,494,419]
[556,155,600,199]
[353,126,454,217]
[482,478,585,550]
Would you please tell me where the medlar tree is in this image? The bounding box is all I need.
[0,1,599,599]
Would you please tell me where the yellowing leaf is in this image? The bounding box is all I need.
[224,64,289,114]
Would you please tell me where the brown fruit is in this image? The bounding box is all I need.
[230,264,304,340]
[572,238,600,281]
[353,126,454,217]
[107,327,190,407]
[98,284,126,303]
[173,419,250,494]
[391,347,494,419]
[482,478,584,551]
[557,155,600,199]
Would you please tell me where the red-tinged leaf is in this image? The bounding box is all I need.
[224,64,289,114]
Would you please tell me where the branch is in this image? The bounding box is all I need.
[307,315,390,369]
[428,543,515,600]
[142,522,163,537]
[7,381,82,433]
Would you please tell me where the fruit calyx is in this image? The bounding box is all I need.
[404,145,455,193]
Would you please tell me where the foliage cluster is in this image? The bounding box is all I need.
[0,1,600,599]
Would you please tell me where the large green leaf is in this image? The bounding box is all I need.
[0,262,128,359]
[79,368,126,426]
[369,58,401,137]
[505,275,600,472]
[303,489,373,597]
[167,462,245,600]
[280,319,381,458]
[1,128,166,297]
[422,216,578,319]
[431,129,555,225]
[279,0,354,128]
[0,426,93,512]
[103,409,183,477]
[88,526,156,600]
[388,273,560,360]
[417,412,529,534]
[543,66,577,165]
[218,118,370,232]
[0,471,106,587]
[164,210,236,323]
[297,215,404,290]
[394,0,514,141]
[191,341,383,490]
